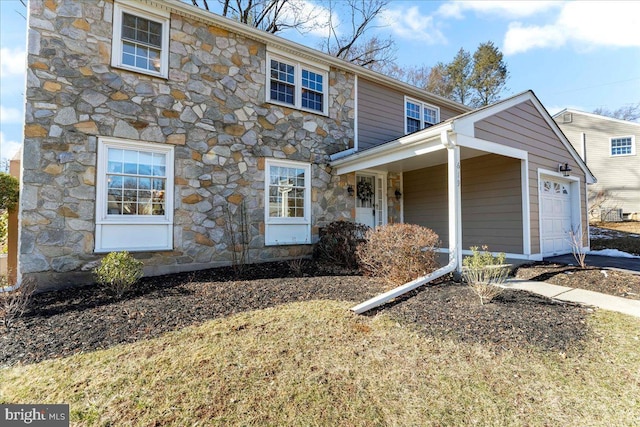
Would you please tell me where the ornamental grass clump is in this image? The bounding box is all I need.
[94,251,144,297]
[356,223,439,288]
[462,246,510,305]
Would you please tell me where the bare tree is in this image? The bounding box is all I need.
[321,0,395,69]
[593,103,640,123]
[192,0,325,34]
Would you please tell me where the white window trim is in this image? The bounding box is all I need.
[266,50,329,116]
[404,96,440,134]
[111,0,170,79]
[610,135,636,157]
[264,159,312,245]
[95,137,174,252]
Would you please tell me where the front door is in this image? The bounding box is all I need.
[355,174,384,228]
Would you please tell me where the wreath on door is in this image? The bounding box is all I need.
[357,181,374,202]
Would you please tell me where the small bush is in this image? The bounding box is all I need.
[462,246,509,305]
[1,277,37,328]
[94,251,144,297]
[356,223,440,288]
[315,221,370,269]
[0,172,19,211]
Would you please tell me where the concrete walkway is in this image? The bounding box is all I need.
[504,279,640,318]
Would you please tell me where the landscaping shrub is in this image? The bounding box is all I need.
[0,172,19,211]
[1,277,37,328]
[356,223,439,287]
[315,221,370,269]
[462,246,509,305]
[94,251,144,297]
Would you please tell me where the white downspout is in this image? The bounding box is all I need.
[351,130,462,314]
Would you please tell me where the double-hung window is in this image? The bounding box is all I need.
[111,1,169,78]
[95,138,174,252]
[264,159,311,245]
[610,136,635,156]
[267,51,328,115]
[405,97,440,134]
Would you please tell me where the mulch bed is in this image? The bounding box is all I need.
[1,261,597,367]
[514,262,640,300]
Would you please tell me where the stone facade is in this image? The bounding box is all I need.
[21,0,357,289]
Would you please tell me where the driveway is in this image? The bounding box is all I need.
[544,254,640,274]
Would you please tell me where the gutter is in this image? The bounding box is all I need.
[351,130,463,314]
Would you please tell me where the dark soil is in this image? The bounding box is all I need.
[514,263,640,300]
[1,261,598,367]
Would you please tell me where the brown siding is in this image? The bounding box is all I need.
[475,100,588,252]
[403,154,523,253]
[403,164,449,245]
[555,112,640,215]
[357,78,465,150]
[461,155,523,253]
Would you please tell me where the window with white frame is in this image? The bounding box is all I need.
[111,1,169,78]
[267,51,328,115]
[405,97,440,134]
[610,136,635,156]
[96,138,174,252]
[264,159,311,245]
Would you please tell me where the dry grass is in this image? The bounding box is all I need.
[1,300,640,426]
[597,220,640,234]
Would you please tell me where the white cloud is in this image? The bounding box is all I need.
[0,47,26,79]
[504,1,640,55]
[379,6,446,44]
[278,0,336,39]
[0,105,22,124]
[0,132,22,162]
[438,1,560,19]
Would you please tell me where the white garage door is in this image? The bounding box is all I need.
[540,178,573,256]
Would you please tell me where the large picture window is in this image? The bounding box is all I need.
[610,136,635,156]
[264,159,311,245]
[111,2,169,78]
[405,97,440,134]
[267,51,328,115]
[96,138,174,252]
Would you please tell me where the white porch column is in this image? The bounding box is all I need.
[444,132,463,272]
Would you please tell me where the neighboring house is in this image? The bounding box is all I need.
[19,0,594,291]
[553,109,640,221]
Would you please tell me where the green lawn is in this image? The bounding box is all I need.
[2,300,639,426]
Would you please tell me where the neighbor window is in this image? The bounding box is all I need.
[264,159,311,245]
[96,138,174,252]
[267,51,328,115]
[405,97,440,134]
[111,2,169,78]
[610,136,635,156]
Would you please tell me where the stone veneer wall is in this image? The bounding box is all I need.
[21,0,355,290]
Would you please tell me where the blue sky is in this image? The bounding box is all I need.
[1,0,639,165]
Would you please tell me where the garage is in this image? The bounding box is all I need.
[540,177,574,256]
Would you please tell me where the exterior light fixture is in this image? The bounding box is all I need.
[394,189,402,200]
[347,185,354,196]
[558,163,572,177]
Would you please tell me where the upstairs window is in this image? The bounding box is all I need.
[610,136,635,156]
[267,51,328,115]
[112,2,169,78]
[405,97,440,134]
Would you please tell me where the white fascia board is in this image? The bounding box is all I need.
[331,123,451,174]
[456,134,528,160]
[333,138,444,175]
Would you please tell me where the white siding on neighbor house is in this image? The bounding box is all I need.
[474,100,588,253]
[555,111,640,215]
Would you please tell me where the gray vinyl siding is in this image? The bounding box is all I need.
[555,112,640,215]
[357,78,464,151]
[403,154,523,254]
[475,100,588,252]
